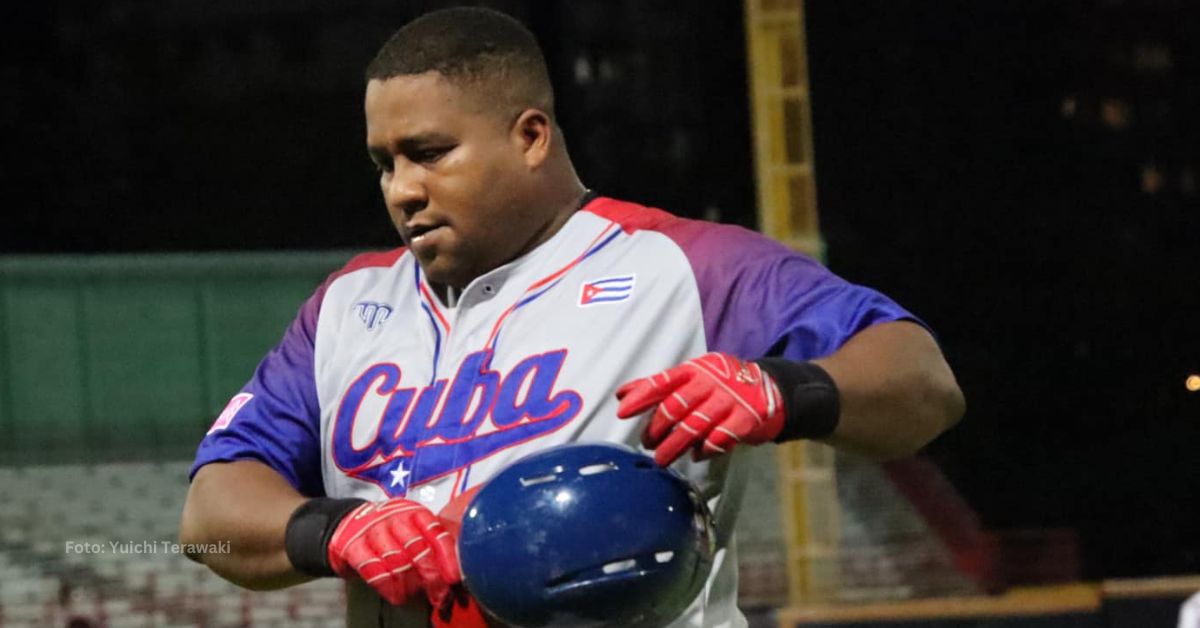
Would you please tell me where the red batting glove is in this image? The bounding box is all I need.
[327,498,460,609]
[429,486,490,627]
[616,352,785,466]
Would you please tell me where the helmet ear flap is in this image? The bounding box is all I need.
[458,443,716,628]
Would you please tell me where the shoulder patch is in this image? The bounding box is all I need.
[208,393,254,434]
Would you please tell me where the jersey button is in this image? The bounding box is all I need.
[481,284,496,296]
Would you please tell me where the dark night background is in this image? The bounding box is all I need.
[805,0,1200,578]
[4,1,1198,580]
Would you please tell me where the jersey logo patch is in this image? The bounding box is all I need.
[331,349,584,497]
[354,301,393,330]
[578,274,635,307]
[208,393,253,434]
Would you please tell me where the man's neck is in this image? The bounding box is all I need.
[428,184,590,307]
[515,185,591,261]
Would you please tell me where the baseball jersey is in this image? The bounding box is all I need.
[1180,591,1200,628]
[190,194,918,627]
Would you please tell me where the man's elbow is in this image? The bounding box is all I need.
[942,378,966,430]
[922,367,965,442]
[177,517,297,591]
[178,493,209,564]
[891,370,964,459]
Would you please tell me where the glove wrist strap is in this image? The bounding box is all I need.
[285,497,367,577]
[755,358,840,442]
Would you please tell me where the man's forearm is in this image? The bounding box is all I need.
[812,320,965,460]
[179,460,313,590]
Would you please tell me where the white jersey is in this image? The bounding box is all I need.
[1181,591,1200,628]
[192,194,915,627]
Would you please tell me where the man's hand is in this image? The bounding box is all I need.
[327,498,460,608]
[431,487,490,627]
[616,352,784,465]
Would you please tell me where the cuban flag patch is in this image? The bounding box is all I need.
[579,274,635,307]
[208,392,254,434]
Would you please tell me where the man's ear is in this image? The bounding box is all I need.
[512,108,552,169]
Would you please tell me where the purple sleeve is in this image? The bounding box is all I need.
[667,220,921,361]
[188,286,326,497]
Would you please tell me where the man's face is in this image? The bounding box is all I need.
[365,72,541,289]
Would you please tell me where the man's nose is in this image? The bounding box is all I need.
[384,162,427,217]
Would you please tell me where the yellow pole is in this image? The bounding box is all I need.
[743,0,839,605]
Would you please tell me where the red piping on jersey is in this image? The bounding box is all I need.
[319,247,410,311]
[580,196,677,233]
[326,246,451,339]
[330,248,409,281]
[483,221,620,349]
[451,468,465,497]
[418,279,453,333]
[526,222,619,291]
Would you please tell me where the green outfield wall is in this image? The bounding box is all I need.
[0,251,357,463]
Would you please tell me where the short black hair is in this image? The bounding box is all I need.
[366,7,554,119]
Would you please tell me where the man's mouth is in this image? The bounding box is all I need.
[407,223,444,246]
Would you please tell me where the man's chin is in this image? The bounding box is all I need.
[416,258,469,291]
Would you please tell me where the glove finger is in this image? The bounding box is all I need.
[375,541,415,603]
[341,537,383,582]
[346,534,405,606]
[396,565,423,607]
[369,525,418,606]
[652,396,734,466]
[643,375,717,448]
[327,502,375,576]
[615,365,693,418]
[617,365,690,400]
[377,552,415,596]
[412,509,461,591]
[616,378,672,418]
[385,514,451,608]
[698,415,747,460]
[614,376,644,401]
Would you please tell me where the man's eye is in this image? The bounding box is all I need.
[412,146,451,164]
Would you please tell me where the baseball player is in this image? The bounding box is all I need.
[180,7,965,628]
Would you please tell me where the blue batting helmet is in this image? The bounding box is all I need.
[457,442,716,628]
